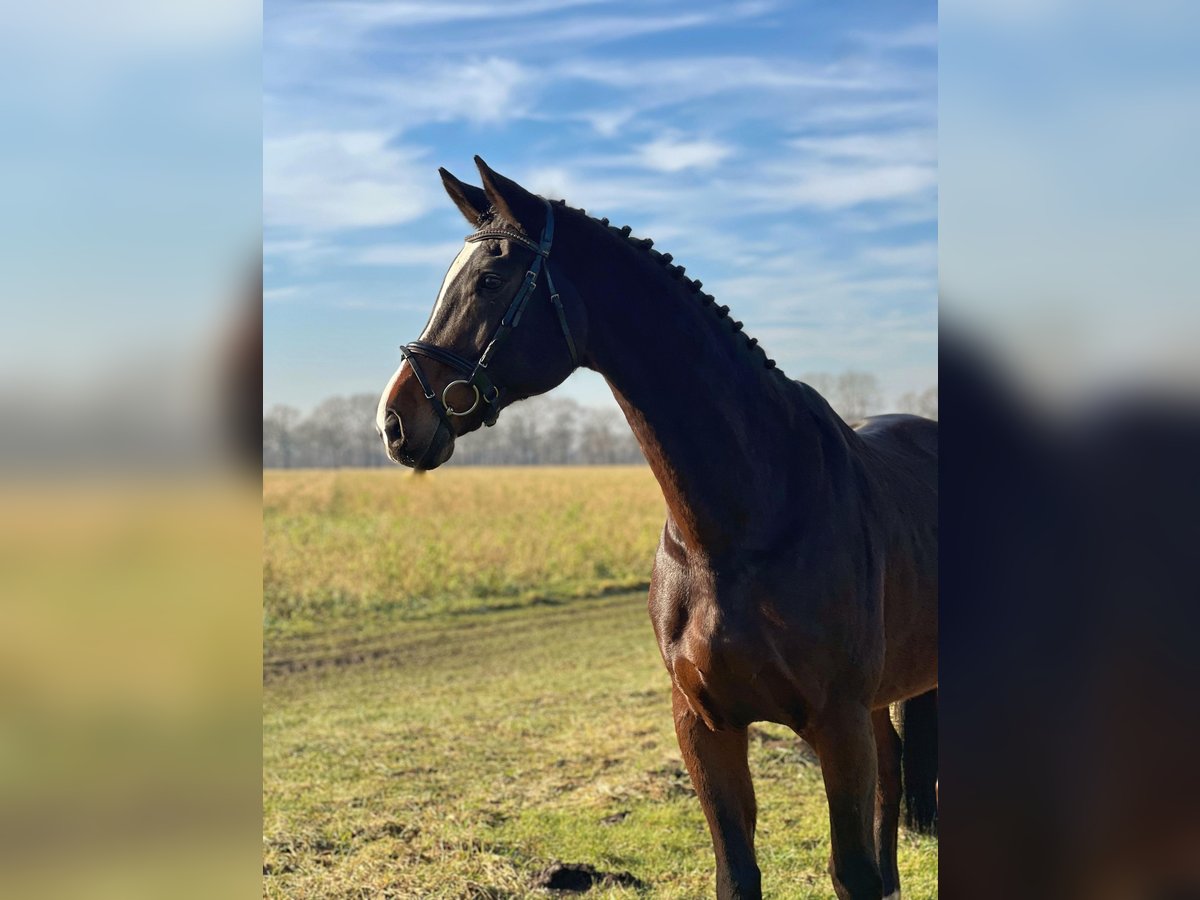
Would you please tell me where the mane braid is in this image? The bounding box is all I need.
[547,199,780,372]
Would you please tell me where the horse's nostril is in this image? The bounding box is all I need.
[383,409,403,443]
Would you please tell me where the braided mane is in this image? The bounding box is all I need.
[473,199,780,372]
[549,199,779,372]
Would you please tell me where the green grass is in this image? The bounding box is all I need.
[264,468,938,898]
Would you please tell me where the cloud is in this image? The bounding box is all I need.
[851,22,938,50]
[263,286,301,303]
[576,107,637,137]
[634,136,733,172]
[550,55,923,142]
[520,166,689,215]
[753,129,938,213]
[860,241,937,272]
[263,131,434,232]
[704,258,936,390]
[751,162,936,211]
[362,57,536,126]
[557,55,891,95]
[799,163,936,209]
[474,11,717,48]
[267,0,607,50]
[788,129,935,164]
[788,99,934,129]
[263,237,327,259]
[353,241,466,267]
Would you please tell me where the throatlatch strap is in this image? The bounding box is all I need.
[543,267,577,366]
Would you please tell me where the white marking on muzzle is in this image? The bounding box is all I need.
[882,891,901,900]
[376,360,408,438]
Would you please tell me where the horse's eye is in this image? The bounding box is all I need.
[480,273,503,291]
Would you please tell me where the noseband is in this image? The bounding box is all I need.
[399,199,578,429]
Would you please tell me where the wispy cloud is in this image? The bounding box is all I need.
[788,129,935,164]
[851,22,938,51]
[754,162,936,211]
[735,128,939,213]
[556,55,896,95]
[467,11,721,49]
[264,285,301,303]
[860,240,937,272]
[353,241,466,267]
[264,131,434,232]
[267,0,608,49]
[321,57,538,127]
[634,135,734,172]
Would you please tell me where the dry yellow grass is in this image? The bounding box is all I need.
[263,467,665,634]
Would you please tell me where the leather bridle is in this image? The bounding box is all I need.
[399,199,578,432]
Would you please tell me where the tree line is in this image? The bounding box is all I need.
[262,371,937,468]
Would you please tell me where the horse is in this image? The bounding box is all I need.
[375,157,938,900]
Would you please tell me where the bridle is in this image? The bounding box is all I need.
[399,199,578,431]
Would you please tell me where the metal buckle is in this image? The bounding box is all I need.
[442,380,481,417]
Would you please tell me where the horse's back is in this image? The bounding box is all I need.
[853,413,938,480]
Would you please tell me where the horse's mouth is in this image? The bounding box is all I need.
[389,428,455,470]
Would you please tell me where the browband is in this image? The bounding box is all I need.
[466,228,544,255]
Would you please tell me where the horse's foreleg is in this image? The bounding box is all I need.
[812,702,886,900]
[872,708,902,900]
[672,685,761,900]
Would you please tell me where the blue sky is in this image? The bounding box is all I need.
[264,0,936,413]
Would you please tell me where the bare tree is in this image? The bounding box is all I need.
[917,385,938,420]
[263,404,301,468]
[834,371,882,422]
[576,406,645,464]
[801,371,838,400]
[578,407,621,464]
[803,370,883,421]
[256,389,646,468]
[342,394,386,465]
[897,386,938,420]
[540,397,580,465]
[265,378,940,468]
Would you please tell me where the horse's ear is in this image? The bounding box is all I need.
[439,167,489,225]
[475,155,545,235]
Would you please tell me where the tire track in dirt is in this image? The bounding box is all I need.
[263,588,648,683]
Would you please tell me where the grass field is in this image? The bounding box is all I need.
[263,468,938,898]
[264,468,665,637]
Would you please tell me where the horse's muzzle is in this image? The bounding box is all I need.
[382,409,455,470]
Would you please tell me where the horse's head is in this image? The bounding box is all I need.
[376,157,586,469]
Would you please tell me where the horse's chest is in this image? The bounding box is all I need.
[647,552,827,731]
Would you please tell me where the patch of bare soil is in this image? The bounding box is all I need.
[532,861,646,893]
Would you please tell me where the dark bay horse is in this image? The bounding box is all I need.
[376,157,938,900]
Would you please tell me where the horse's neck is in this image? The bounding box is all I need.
[566,222,847,556]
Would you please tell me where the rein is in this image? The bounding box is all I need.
[399,199,578,430]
